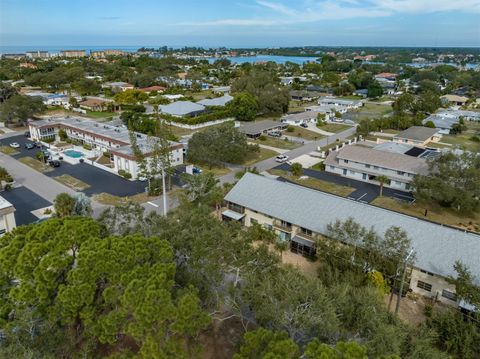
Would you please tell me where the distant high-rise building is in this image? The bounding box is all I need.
[26,50,49,59]
[60,50,86,58]
[90,49,127,58]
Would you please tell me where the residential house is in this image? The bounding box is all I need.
[78,98,117,112]
[197,94,233,107]
[441,94,469,106]
[281,111,320,126]
[392,126,441,147]
[318,96,363,110]
[25,91,69,107]
[0,196,16,236]
[423,109,480,134]
[137,85,166,94]
[238,120,288,139]
[223,173,480,307]
[28,117,183,179]
[159,101,206,117]
[60,50,86,58]
[290,90,322,101]
[324,144,428,191]
[102,81,135,93]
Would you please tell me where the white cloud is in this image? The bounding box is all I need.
[178,0,480,27]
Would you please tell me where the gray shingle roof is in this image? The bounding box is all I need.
[393,126,439,142]
[160,101,205,116]
[225,173,480,284]
[238,120,287,136]
[197,94,233,107]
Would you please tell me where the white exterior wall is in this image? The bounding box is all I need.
[0,212,16,235]
[410,268,458,306]
[325,161,413,191]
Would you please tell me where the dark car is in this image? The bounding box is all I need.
[48,160,61,167]
[300,123,308,128]
[24,143,34,150]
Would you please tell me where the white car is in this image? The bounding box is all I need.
[9,142,20,148]
[275,154,289,163]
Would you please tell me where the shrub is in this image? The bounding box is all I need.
[470,135,480,143]
[4,183,12,191]
[286,125,294,132]
[5,175,13,183]
[43,208,52,215]
[118,169,132,179]
[290,162,303,177]
[259,135,267,141]
[83,143,92,151]
[103,151,111,158]
[424,304,433,317]
[58,129,68,141]
[43,137,54,144]
[424,121,436,128]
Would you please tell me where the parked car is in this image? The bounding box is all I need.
[48,160,61,167]
[9,142,20,148]
[192,167,202,175]
[24,143,34,150]
[268,131,282,137]
[34,142,42,148]
[275,155,289,163]
[300,123,308,128]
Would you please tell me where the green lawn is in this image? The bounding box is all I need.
[242,148,278,166]
[372,196,480,233]
[286,127,325,141]
[54,174,90,191]
[269,169,355,197]
[438,121,480,152]
[349,103,393,122]
[253,136,301,150]
[317,123,352,133]
[86,110,116,120]
[93,192,152,206]
[0,146,19,155]
[18,157,52,173]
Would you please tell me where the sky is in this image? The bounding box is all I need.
[1,0,479,48]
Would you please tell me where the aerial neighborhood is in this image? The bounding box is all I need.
[0,44,479,358]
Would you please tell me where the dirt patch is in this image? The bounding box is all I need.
[200,316,248,359]
[384,292,430,326]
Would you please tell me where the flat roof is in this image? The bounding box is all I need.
[394,126,439,142]
[160,101,205,116]
[238,120,287,136]
[225,173,480,284]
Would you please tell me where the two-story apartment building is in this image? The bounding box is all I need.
[324,145,428,191]
[223,173,480,307]
[0,196,16,236]
[28,117,183,179]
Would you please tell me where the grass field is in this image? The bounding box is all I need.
[349,103,393,122]
[85,110,116,120]
[0,146,19,155]
[438,121,480,152]
[269,169,355,197]
[287,127,325,141]
[93,192,151,206]
[54,174,90,191]
[18,157,52,173]
[317,123,352,133]
[372,197,480,233]
[254,136,301,150]
[243,148,277,166]
[193,164,231,176]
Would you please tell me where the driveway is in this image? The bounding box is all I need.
[1,187,51,225]
[275,163,414,204]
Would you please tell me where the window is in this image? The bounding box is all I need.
[344,159,349,164]
[362,173,367,180]
[329,166,335,170]
[417,280,432,292]
[365,164,371,168]
[300,227,312,237]
[350,170,355,175]
[420,269,434,276]
[125,161,129,170]
[397,171,405,176]
[373,166,379,170]
[342,169,347,176]
[280,220,291,228]
[441,290,457,301]
[250,218,258,225]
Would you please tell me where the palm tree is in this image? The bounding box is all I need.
[376,175,389,197]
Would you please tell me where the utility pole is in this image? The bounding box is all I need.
[395,249,414,315]
[161,166,167,216]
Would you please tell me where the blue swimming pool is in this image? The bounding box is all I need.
[63,150,84,158]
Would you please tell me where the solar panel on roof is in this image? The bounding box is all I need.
[404,147,425,157]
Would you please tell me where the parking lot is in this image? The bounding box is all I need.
[1,186,51,225]
[275,163,415,204]
[2,135,147,197]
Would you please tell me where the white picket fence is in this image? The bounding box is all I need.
[167,117,234,130]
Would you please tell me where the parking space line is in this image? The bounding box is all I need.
[147,201,159,208]
[356,193,368,201]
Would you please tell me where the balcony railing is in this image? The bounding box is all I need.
[295,230,321,242]
[273,220,292,232]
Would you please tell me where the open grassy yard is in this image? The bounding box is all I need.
[85,110,116,120]
[287,127,325,141]
[18,157,52,173]
[317,123,352,133]
[438,121,480,152]
[0,146,19,155]
[243,148,278,166]
[253,136,301,150]
[269,169,355,197]
[167,125,195,138]
[54,174,90,191]
[93,192,152,206]
[194,164,231,177]
[372,196,480,233]
[349,103,393,122]
[288,100,317,112]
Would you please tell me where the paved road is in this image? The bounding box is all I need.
[220,126,357,184]
[275,163,414,204]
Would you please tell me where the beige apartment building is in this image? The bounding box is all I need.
[223,173,479,307]
[0,196,16,236]
[60,50,86,58]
